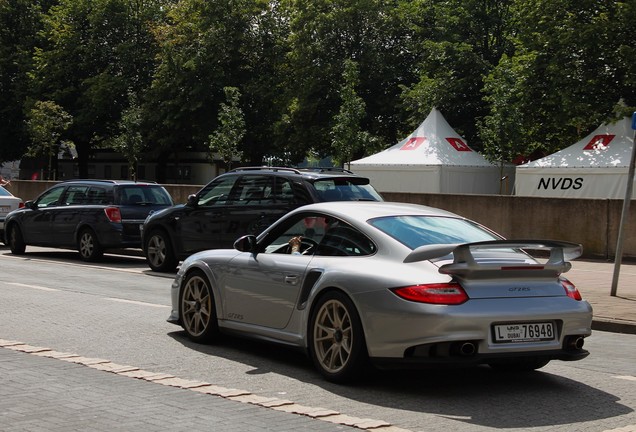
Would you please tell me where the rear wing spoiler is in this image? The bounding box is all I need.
[404,240,582,279]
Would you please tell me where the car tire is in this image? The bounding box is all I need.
[77,228,103,262]
[308,290,368,383]
[488,358,550,372]
[179,270,220,343]
[145,230,177,272]
[8,224,26,255]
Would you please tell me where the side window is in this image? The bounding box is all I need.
[197,176,236,206]
[272,177,295,204]
[63,185,90,205]
[86,187,110,205]
[261,214,375,257]
[234,175,274,206]
[315,219,376,257]
[35,186,66,208]
[263,214,330,255]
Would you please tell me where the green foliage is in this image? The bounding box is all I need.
[208,87,245,170]
[111,91,144,180]
[0,0,47,163]
[31,0,168,177]
[0,0,635,177]
[26,100,73,179]
[330,60,383,167]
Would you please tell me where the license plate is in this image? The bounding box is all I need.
[0,205,9,213]
[493,322,556,343]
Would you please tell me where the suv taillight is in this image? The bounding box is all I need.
[391,282,469,305]
[104,206,122,223]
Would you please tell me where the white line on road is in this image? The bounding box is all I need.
[104,298,169,308]
[614,375,636,381]
[5,282,59,292]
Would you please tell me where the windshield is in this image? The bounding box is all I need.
[369,215,499,250]
[312,178,383,201]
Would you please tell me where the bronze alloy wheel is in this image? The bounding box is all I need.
[180,271,219,343]
[309,291,367,382]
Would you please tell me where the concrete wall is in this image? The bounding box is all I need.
[5,180,635,260]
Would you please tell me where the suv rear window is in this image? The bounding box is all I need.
[312,178,383,201]
[117,185,173,205]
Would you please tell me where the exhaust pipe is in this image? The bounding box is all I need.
[458,342,477,356]
[566,336,585,350]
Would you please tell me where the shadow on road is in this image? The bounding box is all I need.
[167,329,632,429]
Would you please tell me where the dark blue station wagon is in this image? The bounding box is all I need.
[4,180,173,261]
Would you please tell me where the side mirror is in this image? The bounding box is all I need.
[186,194,198,207]
[234,235,257,253]
[25,200,37,210]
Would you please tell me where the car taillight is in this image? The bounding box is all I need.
[19,202,25,208]
[560,278,582,301]
[391,282,469,305]
[104,206,122,223]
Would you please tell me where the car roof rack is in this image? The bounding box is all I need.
[298,167,354,174]
[228,166,302,174]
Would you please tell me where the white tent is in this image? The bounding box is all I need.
[515,117,635,199]
[350,108,509,194]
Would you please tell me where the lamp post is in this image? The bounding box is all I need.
[611,112,636,296]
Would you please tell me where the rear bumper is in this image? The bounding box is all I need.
[371,347,590,370]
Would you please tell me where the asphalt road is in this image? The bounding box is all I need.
[2,245,636,432]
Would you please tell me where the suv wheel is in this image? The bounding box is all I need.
[78,228,103,261]
[145,230,177,272]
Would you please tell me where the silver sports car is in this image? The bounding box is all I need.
[169,202,592,382]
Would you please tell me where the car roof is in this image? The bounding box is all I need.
[289,201,463,221]
[225,166,368,180]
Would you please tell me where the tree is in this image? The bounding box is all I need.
[398,0,515,148]
[32,0,169,178]
[110,91,144,180]
[480,0,632,156]
[330,60,382,167]
[280,0,409,161]
[207,87,245,170]
[26,100,73,180]
[0,0,50,164]
[147,0,288,164]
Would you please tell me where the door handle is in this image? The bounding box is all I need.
[284,275,298,285]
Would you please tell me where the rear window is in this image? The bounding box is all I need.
[369,215,498,250]
[117,185,173,206]
[312,178,383,202]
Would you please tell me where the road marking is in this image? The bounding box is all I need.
[614,375,636,381]
[104,298,169,308]
[5,282,59,292]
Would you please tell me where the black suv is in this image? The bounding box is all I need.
[4,180,173,261]
[141,167,383,272]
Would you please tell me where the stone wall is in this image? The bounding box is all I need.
[6,180,635,260]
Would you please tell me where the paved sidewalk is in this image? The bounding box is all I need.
[0,346,360,432]
[569,259,636,334]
